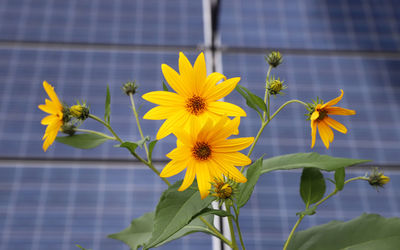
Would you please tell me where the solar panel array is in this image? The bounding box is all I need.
[1,0,400,249]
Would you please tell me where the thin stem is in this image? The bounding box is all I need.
[199,217,233,248]
[232,206,246,250]
[88,114,123,143]
[283,215,305,250]
[263,65,272,121]
[73,128,117,141]
[129,93,149,157]
[226,205,239,250]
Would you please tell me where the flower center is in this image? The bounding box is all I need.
[192,142,212,161]
[186,95,206,115]
[316,109,328,121]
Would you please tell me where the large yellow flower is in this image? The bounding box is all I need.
[310,90,356,149]
[143,52,246,140]
[38,81,65,152]
[160,116,254,199]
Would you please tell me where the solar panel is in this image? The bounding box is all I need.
[222,53,400,164]
[219,0,400,51]
[0,164,398,250]
[0,0,204,46]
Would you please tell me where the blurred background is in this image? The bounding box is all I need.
[0,0,399,249]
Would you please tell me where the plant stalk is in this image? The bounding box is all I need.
[199,217,234,248]
[73,128,116,140]
[129,93,149,157]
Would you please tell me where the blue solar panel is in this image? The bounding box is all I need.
[220,0,400,51]
[0,48,201,160]
[223,53,400,164]
[0,0,204,46]
[0,165,399,250]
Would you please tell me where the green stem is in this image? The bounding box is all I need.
[263,65,272,121]
[226,205,239,250]
[129,93,149,157]
[283,215,305,250]
[232,206,246,250]
[284,176,370,249]
[199,217,233,248]
[73,128,116,141]
[89,114,123,143]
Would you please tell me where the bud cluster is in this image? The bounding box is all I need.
[265,51,283,68]
[122,81,138,95]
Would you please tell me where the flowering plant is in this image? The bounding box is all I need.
[39,52,399,250]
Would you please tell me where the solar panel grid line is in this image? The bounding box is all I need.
[275,171,290,244]
[30,167,50,250]
[61,167,78,250]
[361,0,381,51]
[92,168,106,250]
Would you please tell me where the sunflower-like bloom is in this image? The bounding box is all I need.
[38,81,65,152]
[160,116,254,199]
[143,52,246,140]
[310,90,356,149]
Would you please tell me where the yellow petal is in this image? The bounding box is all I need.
[321,89,343,108]
[324,116,348,134]
[43,81,60,104]
[318,121,333,148]
[41,114,59,125]
[156,111,189,139]
[161,64,190,97]
[207,116,241,142]
[206,77,240,101]
[142,91,185,106]
[193,52,207,95]
[208,101,246,117]
[195,162,211,199]
[178,165,196,191]
[326,107,356,116]
[166,147,191,160]
[211,158,247,183]
[213,137,254,152]
[310,111,319,121]
[42,120,62,151]
[214,152,251,166]
[160,159,188,178]
[311,120,317,148]
[203,72,226,94]
[178,52,195,93]
[143,106,182,120]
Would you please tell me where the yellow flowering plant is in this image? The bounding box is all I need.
[39,52,399,250]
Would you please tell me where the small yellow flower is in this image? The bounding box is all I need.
[38,81,65,152]
[211,177,234,200]
[142,52,246,140]
[310,90,356,149]
[368,168,390,188]
[70,103,89,120]
[160,116,254,199]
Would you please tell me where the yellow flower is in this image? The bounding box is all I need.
[310,90,356,149]
[142,52,246,140]
[160,116,254,199]
[38,81,65,152]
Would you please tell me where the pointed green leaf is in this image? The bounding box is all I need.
[237,84,267,112]
[109,212,154,250]
[235,85,263,119]
[144,181,214,249]
[300,168,326,206]
[117,141,139,156]
[105,85,111,124]
[76,245,91,250]
[162,81,169,91]
[195,208,232,218]
[148,140,158,160]
[261,153,370,174]
[56,134,109,149]
[288,214,400,250]
[334,167,345,191]
[237,157,263,208]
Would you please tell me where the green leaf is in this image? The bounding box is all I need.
[76,245,91,250]
[105,85,111,124]
[235,85,263,119]
[236,84,267,112]
[117,141,139,155]
[288,214,400,250]
[56,134,110,149]
[300,168,326,206]
[162,81,169,91]
[195,208,232,218]
[334,167,345,191]
[261,152,370,174]
[148,140,158,160]
[109,212,154,250]
[144,181,214,249]
[237,157,263,208]
[296,206,317,216]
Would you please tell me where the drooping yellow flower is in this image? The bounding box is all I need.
[160,116,254,199]
[310,90,356,149]
[38,81,65,152]
[143,52,246,140]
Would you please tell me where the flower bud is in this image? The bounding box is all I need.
[368,168,390,189]
[265,51,283,68]
[267,77,287,96]
[122,81,138,95]
[210,177,237,204]
[70,104,89,120]
[61,123,76,136]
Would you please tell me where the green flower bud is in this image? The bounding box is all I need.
[122,81,138,95]
[368,168,390,189]
[266,51,283,68]
[267,77,287,96]
[61,123,76,136]
[70,104,89,120]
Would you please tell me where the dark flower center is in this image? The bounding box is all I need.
[317,109,328,121]
[186,95,206,115]
[192,142,212,161]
